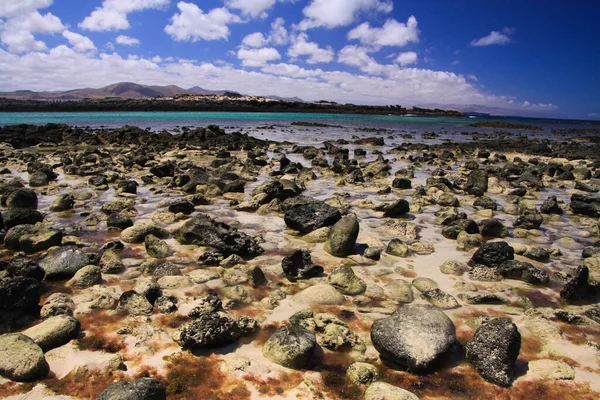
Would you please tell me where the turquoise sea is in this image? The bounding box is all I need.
[0,111,593,131]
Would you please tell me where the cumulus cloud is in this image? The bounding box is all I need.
[242,32,268,48]
[225,0,275,19]
[79,0,170,31]
[116,35,141,46]
[337,45,386,75]
[165,2,241,41]
[0,0,64,53]
[63,30,96,52]
[0,45,558,114]
[237,47,281,67]
[471,29,513,46]
[298,0,393,30]
[348,17,419,48]
[288,33,334,64]
[396,51,418,66]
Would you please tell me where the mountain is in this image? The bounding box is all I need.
[187,86,238,96]
[267,95,304,102]
[0,82,191,100]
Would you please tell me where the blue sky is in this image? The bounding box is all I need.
[0,0,598,119]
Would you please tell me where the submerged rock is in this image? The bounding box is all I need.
[466,318,521,387]
[262,324,316,369]
[371,304,456,370]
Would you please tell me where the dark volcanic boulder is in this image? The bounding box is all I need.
[324,214,359,257]
[107,213,134,230]
[560,266,596,303]
[3,209,44,229]
[174,214,263,257]
[5,257,45,281]
[39,246,90,279]
[498,260,549,285]
[149,162,175,178]
[262,324,316,369]
[283,202,341,233]
[470,241,514,267]
[382,199,410,218]
[281,250,324,282]
[442,219,479,240]
[570,193,600,217]
[175,312,257,349]
[5,188,38,209]
[167,199,195,215]
[97,378,167,400]
[49,194,75,212]
[371,304,456,370]
[465,170,488,196]
[540,196,563,214]
[0,276,42,315]
[478,218,508,238]
[466,318,521,387]
[513,211,543,230]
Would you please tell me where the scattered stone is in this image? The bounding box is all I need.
[40,293,75,318]
[560,266,595,303]
[262,324,316,369]
[364,382,419,400]
[0,333,49,382]
[458,292,507,305]
[528,360,575,381]
[117,291,153,316]
[121,223,169,244]
[282,250,323,281]
[371,304,456,370]
[175,313,257,349]
[39,246,90,279]
[347,362,380,385]
[293,284,345,305]
[466,318,521,387]
[324,214,359,257]
[412,277,438,292]
[382,199,411,218]
[421,289,460,309]
[385,280,414,303]
[470,241,514,267]
[97,378,167,400]
[145,234,174,258]
[328,265,366,295]
[23,315,80,352]
[49,194,75,212]
[440,260,468,275]
[386,239,410,257]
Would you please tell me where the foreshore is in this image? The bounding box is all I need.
[0,122,599,399]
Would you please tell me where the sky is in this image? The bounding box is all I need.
[0,0,599,119]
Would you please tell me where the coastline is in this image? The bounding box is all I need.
[0,122,599,399]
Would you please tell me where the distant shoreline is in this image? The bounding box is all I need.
[0,97,465,117]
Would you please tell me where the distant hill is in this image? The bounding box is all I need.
[0,82,192,100]
[187,86,238,96]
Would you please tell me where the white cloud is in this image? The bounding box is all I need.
[396,51,418,66]
[269,17,288,45]
[0,0,64,53]
[116,35,141,46]
[337,45,386,75]
[348,17,419,48]
[261,63,323,78]
[298,0,393,30]
[471,30,512,47]
[79,0,170,32]
[237,47,281,67]
[288,33,334,64]
[242,32,268,48]
[225,0,275,19]
[63,30,96,52]
[0,0,53,18]
[588,113,599,118]
[468,74,478,81]
[0,45,558,115]
[165,2,241,41]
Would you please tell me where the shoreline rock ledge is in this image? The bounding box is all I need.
[370,304,456,371]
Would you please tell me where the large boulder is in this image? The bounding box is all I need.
[174,214,263,256]
[371,304,456,370]
[4,256,45,280]
[174,312,257,349]
[382,199,410,218]
[0,276,42,317]
[478,219,508,238]
[570,193,600,217]
[513,211,543,230]
[97,378,167,400]
[466,318,521,387]
[469,241,514,267]
[465,170,488,196]
[284,202,342,233]
[498,260,549,285]
[6,188,38,209]
[540,196,562,214]
[281,250,323,282]
[0,333,49,381]
[262,324,316,369]
[324,214,359,257]
[560,266,596,303]
[22,315,80,352]
[19,228,63,254]
[39,246,90,279]
[3,209,44,229]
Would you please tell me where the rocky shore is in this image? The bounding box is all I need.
[0,122,599,399]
